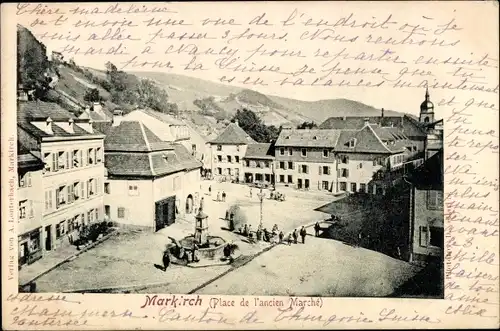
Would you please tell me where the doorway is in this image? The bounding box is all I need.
[298,178,303,189]
[155,196,176,231]
[305,179,310,189]
[19,242,28,266]
[105,205,110,218]
[45,225,52,251]
[186,194,194,214]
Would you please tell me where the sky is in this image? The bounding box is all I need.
[13,1,499,116]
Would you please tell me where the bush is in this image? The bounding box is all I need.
[227,205,247,231]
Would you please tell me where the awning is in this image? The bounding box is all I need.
[314,195,373,219]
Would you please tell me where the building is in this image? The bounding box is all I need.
[103,120,202,231]
[243,143,275,185]
[119,109,210,170]
[274,129,340,191]
[17,141,45,268]
[17,101,106,252]
[209,121,255,182]
[405,149,444,263]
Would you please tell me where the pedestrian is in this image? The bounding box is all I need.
[314,222,321,237]
[300,226,307,244]
[222,191,226,202]
[249,188,252,198]
[225,210,230,220]
[208,185,212,196]
[292,229,298,244]
[162,246,171,271]
[287,233,293,245]
[243,224,249,237]
[217,191,221,202]
[279,231,284,244]
[192,243,200,263]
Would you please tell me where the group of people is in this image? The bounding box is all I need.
[160,241,200,272]
[269,191,286,202]
[208,185,227,202]
[283,226,308,245]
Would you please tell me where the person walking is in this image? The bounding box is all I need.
[314,222,321,237]
[192,243,200,263]
[249,188,252,198]
[279,231,284,244]
[162,246,171,272]
[300,226,307,244]
[217,191,221,202]
[287,233,293,245]
[222,191,226,202]
[208,185,212,196]
[292,229,298,244]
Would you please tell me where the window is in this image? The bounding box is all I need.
[256,161,262,168]
[341,155,349,164]
[88,209,94,223]
[236,145,240,152]
[73,150,80,168]
[280,148,285,155]
[96,147,103,163]
[217,155,222,162]
[323,149,328,157]
[279,175,285,183]
[44,190,53,211]
[19,200,27,219]
[80,181,86,200]
[427,191,443,210]
[192,144,197,153]
[217,145,222,151]
[67,184,74,204]
[419,226,428,247]
[359,163,363,169]
[227,168,232,175]
[340,182,347,191]
[227,155,232,163]
[300,165,308,174]
[235,156,240,163]
[360,183,367,192]
[52,153,58,172]
[279,161,285,169]
[322,181,329,190]
[58,151,66,170]
[128,183,139,196]
[341,169,349,178]
[288,162,293,170]
[73,182,80,201]
[429,226,444,248]
[88,178,95,197]
[88,148,95,165]
[118,207,125,219]
[323,166,330,175]
[56,186,67,208]
[301,148,307,157]
[104,183,110,194]
[348,138,357,148]
[288,148,293,156]
[245,160,250,167]
[217,167,222,175]
[350,183,357,192]
[18,172,31,188]
[287,175,293,183]
[43,152,52,173]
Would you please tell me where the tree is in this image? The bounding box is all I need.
[232,109,279,143]
[84,88,100,102]
[297,121,318,129]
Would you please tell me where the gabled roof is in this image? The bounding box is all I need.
[244,143,274,159]
[18,101,76,122]
[17,140,44,170]
[405,149,443,190]
[211,122,255,145]
[140,108,185,126]
[105,144,202,178]
[104,121,174,152]
[275,129,341,148]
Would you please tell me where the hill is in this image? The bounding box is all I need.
[131,71,405,126]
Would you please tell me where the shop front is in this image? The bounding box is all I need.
[18,227,43,268]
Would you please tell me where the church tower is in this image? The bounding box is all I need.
[419,87,435,123]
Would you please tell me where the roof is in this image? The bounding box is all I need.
[140,108,185,126]
[93,122,113,135]
[275,129,341,148]
[211,122,255,145]
[105,144,202,178]
[319,115,427,138]
[244,143,274,159]
[405,149,443,190]
[314,194,374,217]
[17,141,44,170]
[18,101,76,122]
[104,121,174,152]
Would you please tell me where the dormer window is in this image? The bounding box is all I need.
[348,138,357,148]
[285,136,290,139]
[323,149,328,157]
[312,136,317,140]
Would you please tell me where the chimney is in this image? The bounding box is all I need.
[364,118,370,126]
[112,111,123,127]
[342,116,346,121]
[234,119,239,126]
[381,108,385,118]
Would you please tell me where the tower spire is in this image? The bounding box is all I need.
[425,86,429,100]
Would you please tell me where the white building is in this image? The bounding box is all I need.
[103,120,202,231]
[17,101,106,252]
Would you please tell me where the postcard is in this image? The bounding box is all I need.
[1,1,499,329]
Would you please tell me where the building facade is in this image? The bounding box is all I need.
[243,143,275,185]
[18,101,106,254]
[17,143,45,268]
[209,121,255,183]
[103,120,202,231]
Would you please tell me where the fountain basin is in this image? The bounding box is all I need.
[179,235,227,260]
